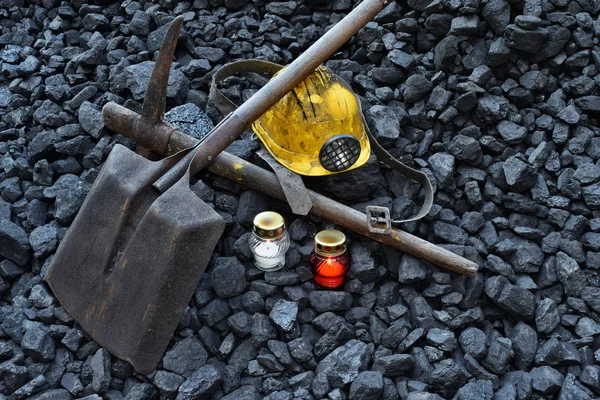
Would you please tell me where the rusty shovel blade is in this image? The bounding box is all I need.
[43,16,227,375]
[45,145,225,374]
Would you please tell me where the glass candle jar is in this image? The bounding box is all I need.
[310,230,350,289]
[248,211,290,272]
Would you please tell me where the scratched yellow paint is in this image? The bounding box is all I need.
[251,66,370,176]
[233,163,243,170]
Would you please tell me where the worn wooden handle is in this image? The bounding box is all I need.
[210,152,480,277]
[103,103,479,277]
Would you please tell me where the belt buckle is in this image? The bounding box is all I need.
[366,206,392,235]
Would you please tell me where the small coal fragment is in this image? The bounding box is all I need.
[269,299,298,332]
[504,24,548,54]
[535,338,581,366]
[211,257,246,298]
[22,325,55,362]
[373,354,414,377]
[510,322,537,370]
[482,0,510,34]
[497,121,527,144]
[403,75,433,103]
[426,329,457,352]
[483,337,512,375]
[164,103,214,140]
[91,348,111,393]
[119,61,189,103]
[349,371,383,400]
[428,153,455,188]
[431,359,467,397]
[365,105,401,146]
[175,364,222,400]
[503,156,537,193]
[434,36,459,70]
[455,380,494,400]
[29,225,57,259]
[535,298,560,333]
[316,339,370,388]
[485,275,536,319]
[581,286,600,313]
[558,373,593,399]
[448,135,482,166]
[154,370,185,399]
[580,366,600,394]
[220,385,261,400]
[163,337,208,378]
[0,220,31,266]
[309,291,353,312]
[476,95,509,124]
[459,327,487,360]
[79,101,104,139]
[398,255,428,283]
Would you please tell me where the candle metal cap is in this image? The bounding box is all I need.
[253,211,285,239]
[314,229,346,256]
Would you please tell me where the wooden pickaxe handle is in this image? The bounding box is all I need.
[103,102,479,277]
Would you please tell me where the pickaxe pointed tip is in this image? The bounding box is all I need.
[141,15,185,123]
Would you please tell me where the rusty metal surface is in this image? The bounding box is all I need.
[45,145,225,374]
[44,16,226,375]
[366,206,393,235]
[141,17,183,123]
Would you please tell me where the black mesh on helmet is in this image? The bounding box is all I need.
[319,134,361,172]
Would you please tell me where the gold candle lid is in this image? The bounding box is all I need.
[253,211,285,239]
[314,229,346,256]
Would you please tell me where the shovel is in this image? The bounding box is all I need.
[45,0,397,375]
[45,17,227,374]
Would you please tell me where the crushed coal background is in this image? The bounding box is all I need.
[2,0,600,399]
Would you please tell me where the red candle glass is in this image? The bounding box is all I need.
[310,230,350,289]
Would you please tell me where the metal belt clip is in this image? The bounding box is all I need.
[366,206,392,235]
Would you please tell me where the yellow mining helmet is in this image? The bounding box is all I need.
[251,66,371,176]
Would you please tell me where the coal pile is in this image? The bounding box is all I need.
[1,0,600,399]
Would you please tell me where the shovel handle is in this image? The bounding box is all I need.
[152,149,196,192]
[152,113,243,193]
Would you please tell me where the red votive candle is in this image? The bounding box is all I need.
[310,230,350,289]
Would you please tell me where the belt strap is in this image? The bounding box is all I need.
[257,149,313,216]
[365,123,434,228]
[209,59,434,232]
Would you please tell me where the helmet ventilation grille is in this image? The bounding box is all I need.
[319,134,361,172]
